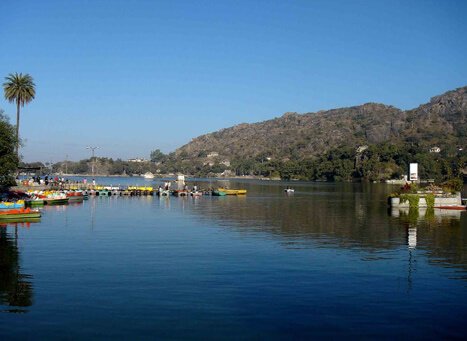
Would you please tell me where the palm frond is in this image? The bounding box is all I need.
[3,72,36,106]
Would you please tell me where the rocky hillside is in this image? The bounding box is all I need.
[175,86,467,162]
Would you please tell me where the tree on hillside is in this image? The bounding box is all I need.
[150,149,167,163]
[0,111,18,188]
[3,73,36,158]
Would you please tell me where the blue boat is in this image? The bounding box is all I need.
[0,201,25,209]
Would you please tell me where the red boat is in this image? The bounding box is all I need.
[0,208,41,220]
[434,205,466,210]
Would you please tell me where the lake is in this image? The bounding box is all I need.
[1,179,466,339]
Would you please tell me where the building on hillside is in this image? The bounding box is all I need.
[356,145,368,153]
[128,157,147,163]
[207,152,219,158]
[429,146,441,153]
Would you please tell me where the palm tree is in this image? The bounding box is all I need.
[3,73,36,158]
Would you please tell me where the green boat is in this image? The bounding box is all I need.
[43,197,69,205]
[0,211,41,220]
[212,190,227,196]
[25,199,44,207]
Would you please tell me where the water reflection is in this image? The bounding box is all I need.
[0,225,34,313]
[186,182,402,251]
[183,182,467,277]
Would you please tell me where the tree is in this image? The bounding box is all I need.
[3,73,36,158]
[0,111,18,188]
[150,149,167,163]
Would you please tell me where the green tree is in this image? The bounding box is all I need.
[0,111,18,188]
[150,149,167,163]
[3,73,36,158]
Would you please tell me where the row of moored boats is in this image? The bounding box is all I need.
[0,187,250,221]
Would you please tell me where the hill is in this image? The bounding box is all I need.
[176,87,466,161]
[168,86,466,181]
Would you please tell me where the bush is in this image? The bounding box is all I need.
[442,178,463,193]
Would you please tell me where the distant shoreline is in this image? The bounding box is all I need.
[20,173,282,181]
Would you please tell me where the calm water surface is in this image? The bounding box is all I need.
[1,180,467,339]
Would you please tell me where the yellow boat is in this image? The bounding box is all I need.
[128,186,153,191]
[218,188,247,195]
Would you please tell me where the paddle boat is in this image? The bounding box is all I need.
[42,192,69,205]
[284,188,295,194]
[191,191,203,197]
[217,188,247,195]
[66,191,85,203]
[157,189,170,197]
[25,198,45,207]
[0,200,25,209]
[0,207,41,220]
[173,190,189,197]
[212,190,227,196]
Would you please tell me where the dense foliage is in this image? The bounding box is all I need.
[0,111,18,188]
[22,142,465,185]
[218,142,466,182]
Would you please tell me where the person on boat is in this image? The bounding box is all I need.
[193,184,198,192]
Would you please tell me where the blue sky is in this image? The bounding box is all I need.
[1,0,466,162]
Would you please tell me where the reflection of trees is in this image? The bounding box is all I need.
[397,210,467,272]
[188,183,401,251]
[0,228,33,312]
[186,181,466,272]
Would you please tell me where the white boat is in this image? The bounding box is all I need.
[143,172,155,179]
[284,188,295,193]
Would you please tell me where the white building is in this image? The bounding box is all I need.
[128,157,147,163]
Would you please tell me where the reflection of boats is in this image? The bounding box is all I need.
[0,208,41,220]
[0,217,41,226]
[143,172,155,179]
[218,188,247,195]
[173,190,188,197]
[157,190,170,197]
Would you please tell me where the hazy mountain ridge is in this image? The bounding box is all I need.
[176,86,466,161]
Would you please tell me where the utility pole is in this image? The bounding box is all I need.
[86,146,99,176]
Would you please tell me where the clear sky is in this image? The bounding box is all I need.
[1,0,466,162]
